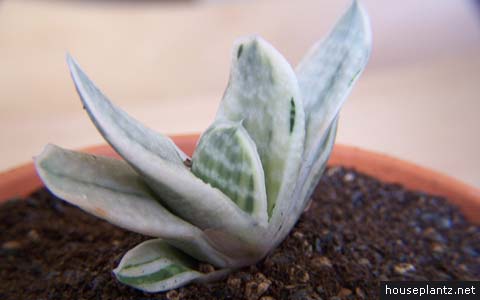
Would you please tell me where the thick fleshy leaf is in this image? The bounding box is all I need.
[269,119,338,247]
[192,121,268,223]
[34,144,231,267]
[298,118,338,211]
[216,36,305,217]
[114,239,231,292]
[296,0,371,180]
[67,56,259,240]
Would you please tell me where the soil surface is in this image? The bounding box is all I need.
[1,167,479,300]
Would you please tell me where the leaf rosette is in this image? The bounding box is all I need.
[35,1,371,292]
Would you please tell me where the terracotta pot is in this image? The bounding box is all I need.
[1,134,479,224]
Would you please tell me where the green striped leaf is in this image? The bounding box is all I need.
[192,121,267,224]
[216,36,305,217]
[114,239,231,292]
[296,0,371,185]
[67,56,258,239]
[34,144,231,267]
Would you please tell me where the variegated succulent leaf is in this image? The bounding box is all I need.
[216,36,305,220]
[295,0,372,201]
[35,144,231,267]
[192,120,268,224]
[114,239,231,292]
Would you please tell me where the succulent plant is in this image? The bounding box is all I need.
[35,0,371,293]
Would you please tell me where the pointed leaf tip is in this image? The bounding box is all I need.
[66,56,189,165]
[295,0,372,205]
[267,1,372,244]
[297,0,372,142]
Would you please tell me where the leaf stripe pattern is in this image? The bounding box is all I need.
[192,121,268,223]
[114,239,203,292]
[289,98,296,133]
[116,264,191,286]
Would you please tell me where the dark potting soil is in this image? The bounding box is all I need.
[1,167,479,300]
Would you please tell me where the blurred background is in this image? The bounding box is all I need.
[0,0,479,187]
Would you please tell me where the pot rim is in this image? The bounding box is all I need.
[1,134,479,223]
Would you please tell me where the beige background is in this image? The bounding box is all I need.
[0,0,479,188]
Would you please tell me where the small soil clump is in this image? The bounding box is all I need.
[1,167,479,299]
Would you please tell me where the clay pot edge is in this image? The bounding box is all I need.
[1,134,478,224]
